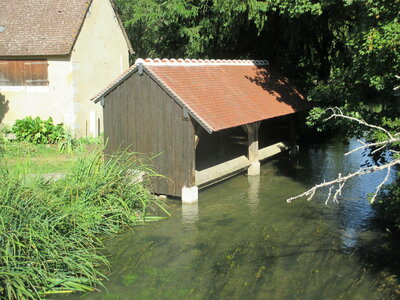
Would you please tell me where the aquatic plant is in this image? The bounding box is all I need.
[0,150,164,299]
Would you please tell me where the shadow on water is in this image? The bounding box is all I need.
[355,235,400,297]
[64,138,400,300]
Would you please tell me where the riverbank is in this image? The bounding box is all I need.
[0,150,164,299]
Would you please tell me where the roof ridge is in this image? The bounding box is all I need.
[135,58,269,66]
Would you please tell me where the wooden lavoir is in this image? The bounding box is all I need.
[92,58,312,202]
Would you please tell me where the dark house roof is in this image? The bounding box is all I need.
[92,58,312,133]
[0,0,133,56]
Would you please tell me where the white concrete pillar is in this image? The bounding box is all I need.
[248,161,260,176]
[245,122,261,176]
[182,186,198,204]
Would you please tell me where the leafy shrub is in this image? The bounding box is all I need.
[12,116,65,144]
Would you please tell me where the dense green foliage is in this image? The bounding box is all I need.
[116,0,399,115]
[12,116,65,144]
[376,175,400,233]
[375,144,400,233]
[0,150,162,299]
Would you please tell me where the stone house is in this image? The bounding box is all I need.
[0,0,133,137]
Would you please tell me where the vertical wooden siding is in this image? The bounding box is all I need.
[0,60,48,86]
[103,71,195,197]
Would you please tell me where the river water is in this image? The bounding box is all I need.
[68,139,399,299]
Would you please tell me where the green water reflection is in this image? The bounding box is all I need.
[68,140,398,299]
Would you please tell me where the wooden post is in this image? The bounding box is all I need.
[182,122,201,204]
[289,114,299,157]
[194,122,202,149]
[247,124,259,163]
[289,114,296,146]
[243,122,260,175]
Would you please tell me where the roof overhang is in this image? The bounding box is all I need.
[92,58,312,134]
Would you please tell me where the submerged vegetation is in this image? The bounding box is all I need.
[0,149,164,299]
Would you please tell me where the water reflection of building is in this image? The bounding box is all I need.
[182,202,199,229]
[247,175,260,215]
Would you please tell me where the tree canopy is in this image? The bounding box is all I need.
[116,0,399,119]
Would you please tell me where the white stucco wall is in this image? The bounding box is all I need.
[0,57,77,132]
[71,0,130,137]
[0,0,131,137]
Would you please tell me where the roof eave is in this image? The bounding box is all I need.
[0,52,72,57]
[92,65,138,103]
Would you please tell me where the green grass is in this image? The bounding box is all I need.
[0,148,166,299]
[1,141,100,173]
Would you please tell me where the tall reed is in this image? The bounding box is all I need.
[0,150,164,299]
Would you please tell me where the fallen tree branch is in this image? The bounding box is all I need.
[325,107,393,139]
[370,166,392,203]
[286,159,400,204]
[344,138,400,156]
[287,108,399,204]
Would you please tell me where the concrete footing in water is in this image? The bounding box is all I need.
[247,162,260,176]
[182,186,199,204]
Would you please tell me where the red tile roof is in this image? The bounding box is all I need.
[93,58,312,132]
[0,0,133,56]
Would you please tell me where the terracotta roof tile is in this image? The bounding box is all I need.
[0,0,133,56]
[92,58,312,132]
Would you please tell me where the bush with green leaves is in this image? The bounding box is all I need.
[12,116,65,144]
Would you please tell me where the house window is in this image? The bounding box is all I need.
[0,59,49,86]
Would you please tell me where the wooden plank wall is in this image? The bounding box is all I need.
[0,60,48,86]
[103,71,196,197]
